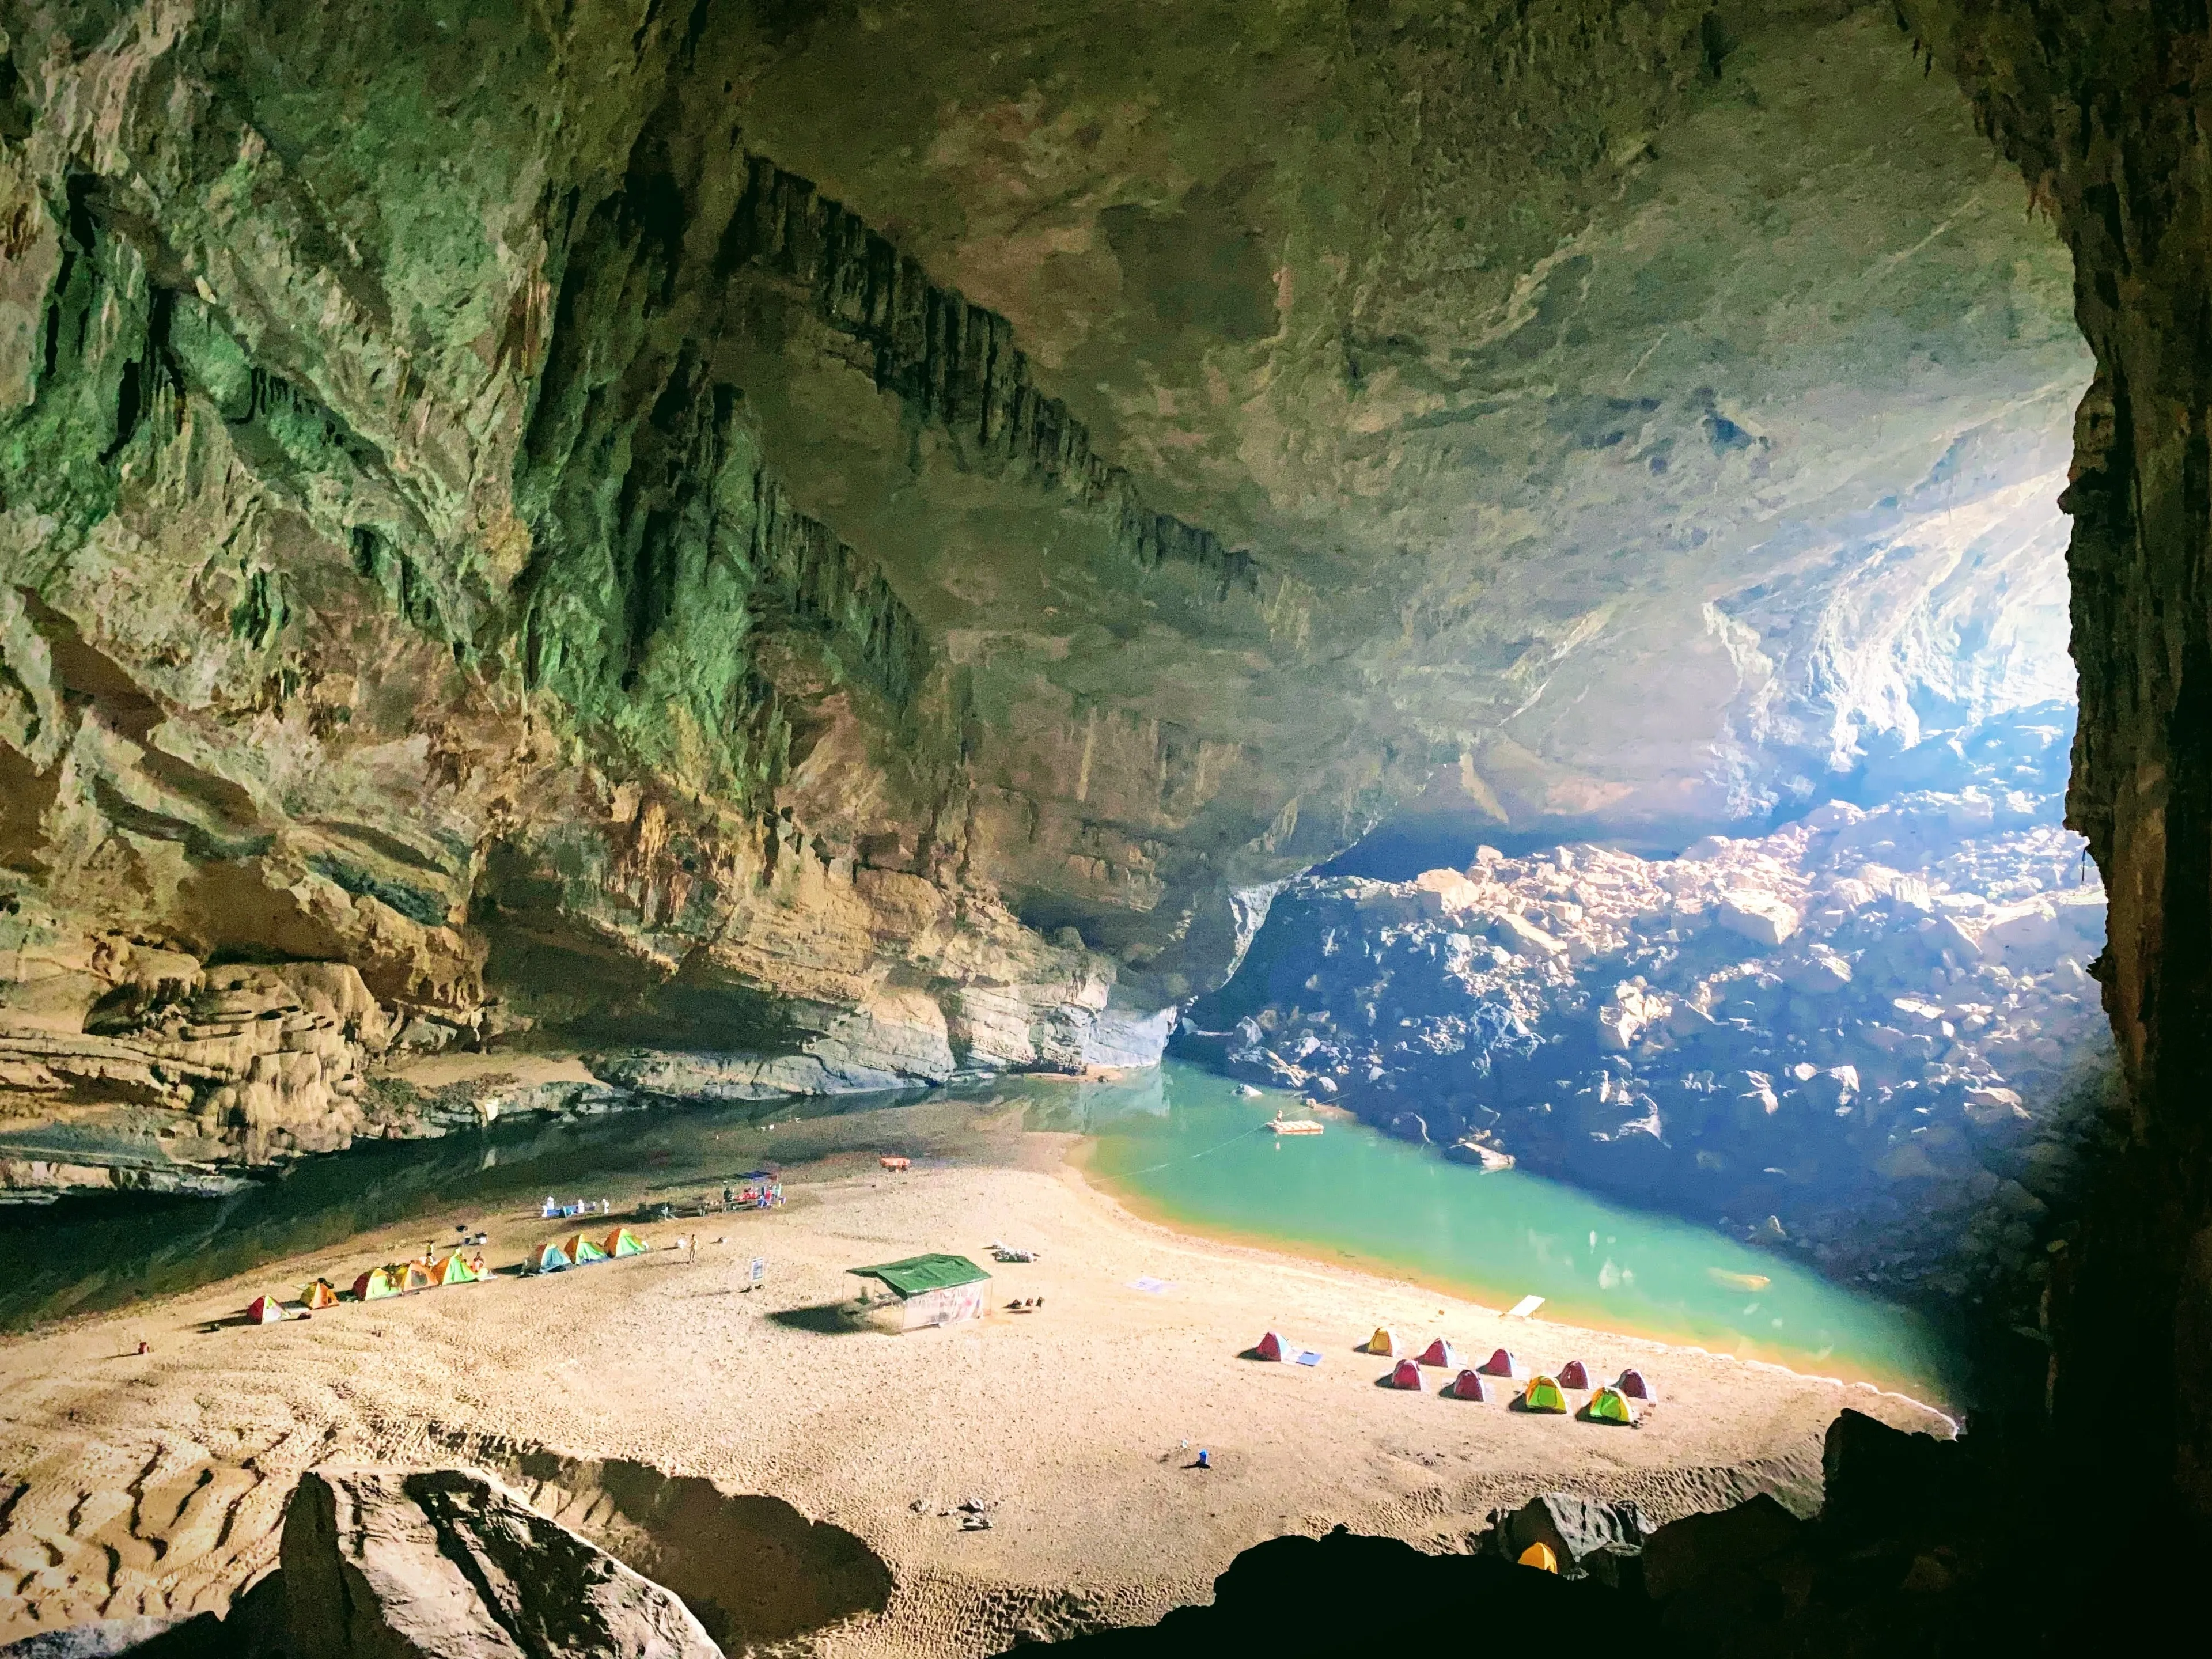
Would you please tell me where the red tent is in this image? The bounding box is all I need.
[1558,1358,1593,1389]
[1416,1337,1461,1369]
[1615,1367,1656,1400]
[1389,1357,1424,1389]
[1479,1347,1525,1378]
[1452,1369,1490,1402]
[1256,1331,1290,1361]
[245,1294,287,1324]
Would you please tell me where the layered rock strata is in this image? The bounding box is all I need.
[1193,709,2111,1303]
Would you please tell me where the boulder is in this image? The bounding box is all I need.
[1716,892,1800,947]
[282,1466,722,1659]
[1483,1493,1648,1588]
[1491,912,1567,960]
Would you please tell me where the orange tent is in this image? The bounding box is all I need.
[301,1279,339,1310]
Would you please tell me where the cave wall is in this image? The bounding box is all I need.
[1904,1,2212,1513]
[0,2,2089,1183]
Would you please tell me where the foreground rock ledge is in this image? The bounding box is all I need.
[282,1467,721,1659]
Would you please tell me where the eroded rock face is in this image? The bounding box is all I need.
[1899,3,2212,1512]
[0,3,2085,1187]
[281,1466,722,1659]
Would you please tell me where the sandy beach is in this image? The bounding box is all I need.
[0,1104,1951,1654]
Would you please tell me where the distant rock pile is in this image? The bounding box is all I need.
[1188,712,2111,1303]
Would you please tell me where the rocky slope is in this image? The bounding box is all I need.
[1189,707,2111,1306]
[0,3,2088,1192]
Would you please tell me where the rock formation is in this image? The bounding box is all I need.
[1191,705,2111,1304]
[1894,2,2212,1517]
[0,3,2090,1191]
[280,1466,722,1659]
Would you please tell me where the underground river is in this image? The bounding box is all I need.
[0,1060,1957,1398]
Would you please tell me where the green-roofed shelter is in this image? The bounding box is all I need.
[849,1253,991,1330]
[603,1227,649,1258]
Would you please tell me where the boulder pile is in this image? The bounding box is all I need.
[1191,717,2111,1302]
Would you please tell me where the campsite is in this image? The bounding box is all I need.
[0,1096,1957,1656]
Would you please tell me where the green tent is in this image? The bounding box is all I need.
[603,1227,649,1258]
[1520,1374,1569,1414]
[531,1241,572,1274]
[1584,1385,1636,1426]
[847,1253,992,1298]
[353,1267,402,1301]
[560,1232,608,1264]
[429,1254,480,1286]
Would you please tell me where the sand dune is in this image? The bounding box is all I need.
[0,1112,1948,1654]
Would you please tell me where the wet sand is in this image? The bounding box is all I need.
[0,1104,1950,1654]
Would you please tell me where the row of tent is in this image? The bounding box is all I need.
[1255,1327,1654,1423]
[245,1228,650,1323]
[529,1227,650,1274]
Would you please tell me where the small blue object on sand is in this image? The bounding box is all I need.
[1130,1277,1173,1294]
[1294,1349,1323,1366]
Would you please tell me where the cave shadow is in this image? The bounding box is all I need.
[472,1449,895,1649]
[766,1301,872,1335]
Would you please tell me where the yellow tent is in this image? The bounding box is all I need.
[1584,1385,1636,1426]
[1517,1541,1559,1573]
[429,1254,480,1287]
[1366,1327,1399,1356]
[301,1279,339,1310]
[1520,1374,1569,1414]
[602,1227,649,1258]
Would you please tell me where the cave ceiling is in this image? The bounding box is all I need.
[0,0,2088,1075]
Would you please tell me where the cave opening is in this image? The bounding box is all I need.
[0,1,2206,1652]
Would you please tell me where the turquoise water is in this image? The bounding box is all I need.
[1047,1063,1957,1399]
[0,1056,1957,1399]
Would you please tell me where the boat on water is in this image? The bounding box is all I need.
[1268,1112,1324,1136]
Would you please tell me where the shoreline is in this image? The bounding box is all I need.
[1066,1138,1961,1430]
[0,1102,1962,1654]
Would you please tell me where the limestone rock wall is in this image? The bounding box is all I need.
[1901,1,2212,1512]
[0,3,2093,1191]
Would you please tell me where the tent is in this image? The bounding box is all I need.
[1556,1358,1593,1389]
[1416,1337,1460,1369]
[1256,1331,1291,1361]
[530,1241,572,1274]
[1451,1369,1490,1402]
[399,1261,438,1293]
[428,1253,479,1287]
[353,1267,402,1301]
[246,1294,287,1324]
[301,1279,339,1310]
[1615,1368,1656,1400]
[1517,1541,1560,1573]
[602,1227,649,1258]
[1479,1347,1525,1378]
[560,1233,609,1266]
[1367,1327,1400,1357]
[1584,1385,1637,1426]
[1388,1357,1424,1389]
[1520,1374,1569,1414]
